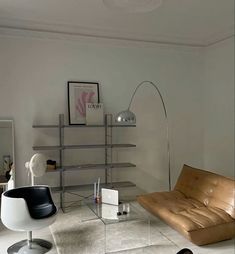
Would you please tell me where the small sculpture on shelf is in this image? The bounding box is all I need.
[46,160,56,170]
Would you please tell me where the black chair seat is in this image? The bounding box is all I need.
[30,203,56,219]
[4,186,57,219]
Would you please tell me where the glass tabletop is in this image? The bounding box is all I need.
[85,200,148,225]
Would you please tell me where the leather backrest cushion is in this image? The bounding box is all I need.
[174,164,235,219]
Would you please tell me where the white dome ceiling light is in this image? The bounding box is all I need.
[103,0,163,13]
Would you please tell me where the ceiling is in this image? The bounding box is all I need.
[0,0,234,46]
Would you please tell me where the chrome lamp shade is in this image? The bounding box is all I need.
[115,110,136,124]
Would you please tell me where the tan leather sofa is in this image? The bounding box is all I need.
[137,164,235,245]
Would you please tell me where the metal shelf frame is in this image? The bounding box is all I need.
[33,144,136,150]
[33,114,136,212]
[46,163,136,173]
[33,124,136,128]
[51,181,136,193]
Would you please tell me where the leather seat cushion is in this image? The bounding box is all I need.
[137,191,235,245]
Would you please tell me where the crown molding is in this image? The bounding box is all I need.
[203,24,235,46]
[0,17,205,47]
[0,27,204,50]
[0,17,234,48]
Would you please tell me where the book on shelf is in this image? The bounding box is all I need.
[86,103,104,125]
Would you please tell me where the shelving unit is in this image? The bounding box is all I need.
[33,114,136,211]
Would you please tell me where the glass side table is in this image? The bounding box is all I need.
[86,200,151,253]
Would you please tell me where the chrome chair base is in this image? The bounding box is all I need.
[7,239,52,254]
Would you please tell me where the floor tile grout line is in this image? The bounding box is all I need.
[49,226,59,254]
[158,230,181,249]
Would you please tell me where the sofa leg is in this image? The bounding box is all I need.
[7,231,53,254]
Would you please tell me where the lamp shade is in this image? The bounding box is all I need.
[115,110,136,124]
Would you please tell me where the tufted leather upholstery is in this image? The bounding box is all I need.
[137,164,235,245]
[174,165,235,219]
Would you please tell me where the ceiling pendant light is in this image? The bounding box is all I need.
[103,0,163,13]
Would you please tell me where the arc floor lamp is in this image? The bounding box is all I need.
[115,80,172,190]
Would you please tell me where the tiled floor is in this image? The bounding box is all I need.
[0,203,234,254]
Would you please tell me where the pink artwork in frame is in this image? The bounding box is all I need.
[68,82,100,125]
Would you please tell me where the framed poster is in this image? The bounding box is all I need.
[68,81,100,125]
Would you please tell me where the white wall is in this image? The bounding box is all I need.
[203,37,234,177]
[0,33,204,192]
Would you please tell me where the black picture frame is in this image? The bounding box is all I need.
[68,81,100,125]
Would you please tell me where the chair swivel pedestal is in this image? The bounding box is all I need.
[1,186,57,254]
[7,233,52,254]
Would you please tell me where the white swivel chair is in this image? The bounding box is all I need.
[1,154,57,254]
[1,186,57,254]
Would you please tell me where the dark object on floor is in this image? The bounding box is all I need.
[177,248,193,254]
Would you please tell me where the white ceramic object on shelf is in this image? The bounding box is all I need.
[25,153,46,185]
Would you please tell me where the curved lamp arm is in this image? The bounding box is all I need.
[116,80,172,190]
[128,81,168,120]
